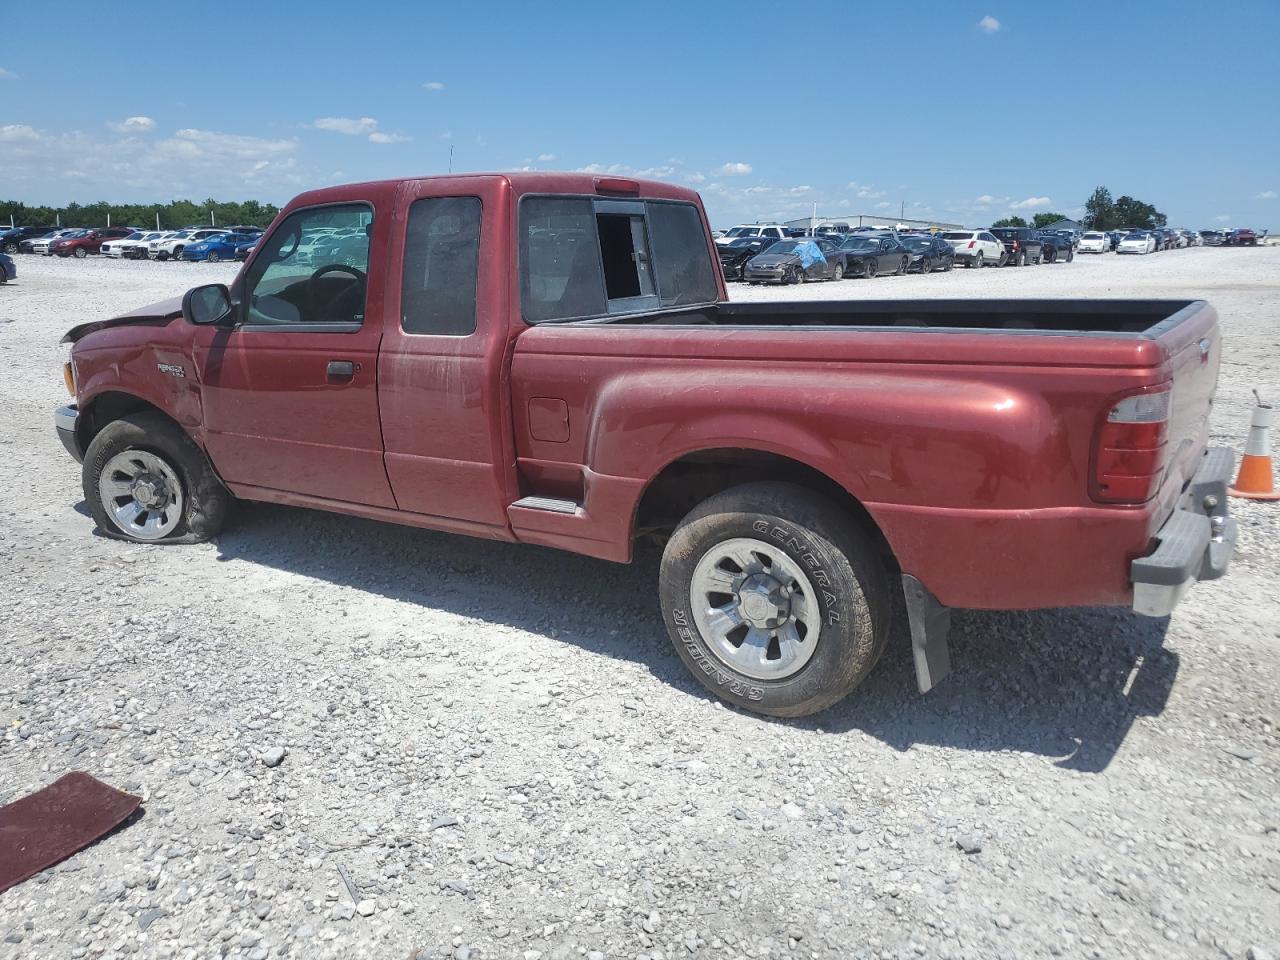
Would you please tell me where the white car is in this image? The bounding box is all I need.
[715,224,788,247]
[152,229,229,261]
[940,230,1005,268]
[30,229,84,255]
[1077,232,1111,254]
[1117,232,1156,255]
[101,231,153,258]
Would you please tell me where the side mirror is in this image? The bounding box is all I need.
[182,283,233,326]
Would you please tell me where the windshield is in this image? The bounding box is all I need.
[727,237,761,248]
[901,238,930,250]
[990,229,1019,239]
[725,227,757,237]
[762,240,799,255]
[941,232,973,240]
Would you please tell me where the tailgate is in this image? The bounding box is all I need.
[1159,302,1222,492]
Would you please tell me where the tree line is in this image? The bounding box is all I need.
[0,199,281,230]
[989,187,1167,231]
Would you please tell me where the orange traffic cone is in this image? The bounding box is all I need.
[1229,392,1280,500]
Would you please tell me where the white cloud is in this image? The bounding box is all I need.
[848,181,886,199]
[423,81,445,91]
[166,128,297,160]
[439,131,454,140]
[312,116,379,136]
[1011,196,1052,210]
[978,15,1001,33]
[108,116,156,134]
[974,194,996,205]
[789,185,812,194]
[715,161,752,176]
[1257,190,1277,200]
[0,67,18,80]
[537,152,556,161]
[682,172,706,184]
[368,131,412,144]
[0,123,40,142]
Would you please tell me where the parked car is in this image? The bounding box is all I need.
[1038,232,1075,263]
[181,231,261,263]
[30,229,86,255]
[0,250,15,284]
[744,238,845,284]
[1106,230,1126,251]
[838,234,910,277]
[940,230,1004,268]
[1117,231,1156,254]
[1,225,57,254]
[53,227,136,258]
[119,231,170,259]
[1077,232,1110,254]
[716,223,788,247]
[1200,230,1227,246]
[52,171,1235,718]
[152,229,229,261]
[718,236,776,281]
[900,234,954,273]
[101,231,154,258]
[989,227,1044,266]
[233,236,261,262]
[1230,228,1259,246]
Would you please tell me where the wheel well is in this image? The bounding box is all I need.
[634,448,899,571]
[79,392,178,448]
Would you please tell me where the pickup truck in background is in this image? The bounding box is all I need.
[54,173,1236,717]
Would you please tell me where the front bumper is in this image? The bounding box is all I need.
[744,266,789,283]
[55,404,83,463]
[1131,447,1237,617]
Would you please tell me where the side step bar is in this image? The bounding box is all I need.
[510,495,581,515]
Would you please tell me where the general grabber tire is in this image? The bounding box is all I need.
[83,411,229,544]
[659,481,891,718]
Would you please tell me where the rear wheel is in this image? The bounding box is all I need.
[83,412,229,544]
[896,256,908,275]
[791,266,806,284]
[206,251,220,263]
[832,262,844,281]
[865,259,878,278]
[972,252,984,269]
[1066,248,1074,262]
[1015,250,1027,266]
[659,482,891,718]
[918,257,932,274]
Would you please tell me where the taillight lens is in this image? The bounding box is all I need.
[967,240,975,248]
[1091,388,1171,503]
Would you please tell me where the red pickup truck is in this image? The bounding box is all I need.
[54,173,1236,717]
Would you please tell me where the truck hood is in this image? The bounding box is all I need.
[61,295,184,344]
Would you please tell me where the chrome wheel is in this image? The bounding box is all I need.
[689,537,821,680]
[98,450,185,541]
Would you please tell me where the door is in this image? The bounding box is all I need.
[375,178,516,528]
[194,199,397,508]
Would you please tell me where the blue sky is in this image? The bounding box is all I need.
[2,2,1277,229]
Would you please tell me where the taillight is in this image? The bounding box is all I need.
[967,240,975,249]
[1091,388,1171,503]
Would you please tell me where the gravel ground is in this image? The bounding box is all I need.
[1,249,1277,960]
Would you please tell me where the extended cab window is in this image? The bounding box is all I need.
[402,197,481,336]
[243,203,372,327]
[520,196,716,323]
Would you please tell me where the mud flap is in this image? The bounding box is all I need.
[902,574,951,693]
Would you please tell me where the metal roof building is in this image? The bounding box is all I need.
[783,213,965,232]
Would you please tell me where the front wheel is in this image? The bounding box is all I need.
[1015,250,1027,266]
[659,482,890,718]
[832,262,844,281]
[972,252,984,269]
[83,412,230,544]
[74,247,88,259]
[865,259,878,278]
[206,251,220,263]
[1066,249,1074,262]
[2,241,16,254]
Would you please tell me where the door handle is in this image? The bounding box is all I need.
[326,360,356,380]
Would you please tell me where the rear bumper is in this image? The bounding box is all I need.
[1131,446,1237,616]
[55,404,84,463]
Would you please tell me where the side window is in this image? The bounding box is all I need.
[243,203,372,327]
[401,196,481,336]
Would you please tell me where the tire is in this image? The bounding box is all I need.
[207,251,220,263]
[2,241,16,254]
[83,412,229,545]
[865,259,878,278]
[1015,250,1027,267]
[832,262,844,281]
[918,257,932,275]
[74,247,88,259]
[0,265,7,284]
[791,266,805,284]
[897,257,908,275]
[658,481,891,718]
[1066,248,1074,262]
[972,252,984,269]
[943,257,953,271]
[172,246,184,260]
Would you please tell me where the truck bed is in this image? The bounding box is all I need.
[598,298,1201,336]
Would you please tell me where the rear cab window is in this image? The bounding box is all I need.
[520,196,717,323]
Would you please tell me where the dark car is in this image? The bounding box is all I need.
[901,234,955,273]
[988,227,1043,266]
[234,236,261,262]
[1230,228,1259,246]
[743,238,846,284]
[718,236,775,281]
[0,250,15,283]
[0,225,57,254]
[1037,232,1075,263]
[838,234,910,277]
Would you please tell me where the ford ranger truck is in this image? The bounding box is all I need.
[53,173,1237,718]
